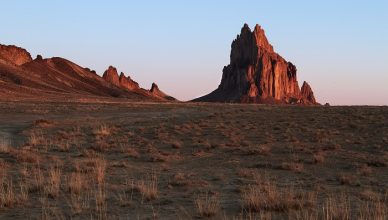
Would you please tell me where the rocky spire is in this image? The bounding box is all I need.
[194,23,318,105]
[301,81,317,104]
[102,66,120,87]
[119,72,140,91]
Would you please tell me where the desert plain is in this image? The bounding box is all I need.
[0,101,387,219]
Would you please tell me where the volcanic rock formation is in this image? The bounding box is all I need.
[100,65,175,100]
[119,72,140,91]
[194,24,318,104]
[0,43,176,102]
[150,83,176,101]
[102,66,120,87]
[0,44,32,66]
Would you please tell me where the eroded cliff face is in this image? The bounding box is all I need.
[195,24,317,105]
[0,44,32,65]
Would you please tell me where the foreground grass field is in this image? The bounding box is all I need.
[0,102,387,219]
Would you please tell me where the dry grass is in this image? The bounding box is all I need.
[93,124,111,137]
[0,178,16,208]
[241,180,316,212]
[194,193,220,218]
[0,102,387,219]
[322,194,351,220]
[132,173,158,201]
[89,157,107,186]
[68,172,84,195]
[9,149,40,164]
[45,166,62,198]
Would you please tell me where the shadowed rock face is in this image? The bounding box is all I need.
[194,24,318,105]
[0,44,32,65]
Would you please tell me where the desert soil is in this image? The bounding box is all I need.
[0,101,387,219]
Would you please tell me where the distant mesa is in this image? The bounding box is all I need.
[194,24,318,105]
[0,43,176,102]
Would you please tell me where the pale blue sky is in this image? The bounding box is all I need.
[2,0,387,104]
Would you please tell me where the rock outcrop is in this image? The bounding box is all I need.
[194,24,318,105]
[119,72,140,91]
[300,81,316,104]
[0,44,32,65]
[102,66,120,87]
[101,66,176,101]
[0,43,176,102]
[150,83,176,101]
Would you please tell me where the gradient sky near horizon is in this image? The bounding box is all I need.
[2,1,387,105]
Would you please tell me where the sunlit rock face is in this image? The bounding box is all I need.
[0,44,33,66]
[195,24,317,105]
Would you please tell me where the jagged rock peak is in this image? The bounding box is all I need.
[150,83,159,92]
[102,66,120,87]
[150,83,176,101]
[119,72,140,91]
[252,24,274,53]
[194,23,318,105]
[0,44,33,65]
[301,81,317,104]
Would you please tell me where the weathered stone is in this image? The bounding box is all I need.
[195,24,317,105]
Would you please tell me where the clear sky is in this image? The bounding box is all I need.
[2,0,387,105]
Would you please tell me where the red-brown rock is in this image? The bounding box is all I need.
[0,44,32,65]
[194,24,317,105]
[150,83,176,101]
[119,72,140,91]
[102,66,120,87]
[301,81,316,104]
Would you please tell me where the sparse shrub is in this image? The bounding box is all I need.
[281,162,304,173]
[34,119,54,127]
[312,151,325,164]
[338,174,355,185]
[171,140,183,149]
[246,145,271,155]
[359,164,373,176]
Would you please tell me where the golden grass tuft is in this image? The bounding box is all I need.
[194,193,220,218]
